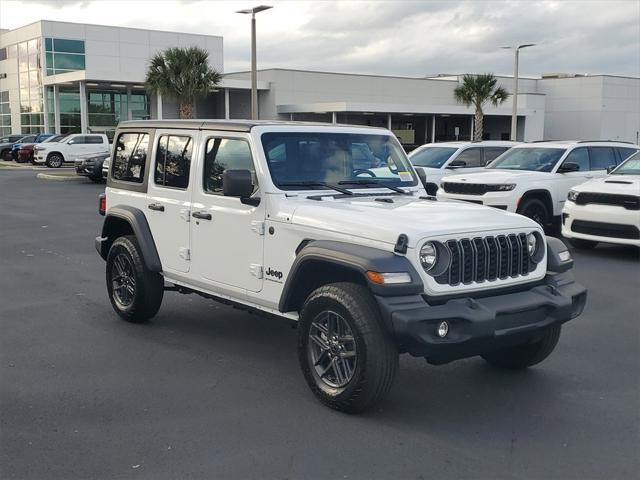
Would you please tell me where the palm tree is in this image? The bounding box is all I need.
[145,46,222,119]
[454,74,509,141]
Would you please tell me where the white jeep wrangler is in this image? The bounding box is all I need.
[96,120,587,413]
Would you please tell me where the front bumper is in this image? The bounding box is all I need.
[562,201,640,246]
[377,271,587,363]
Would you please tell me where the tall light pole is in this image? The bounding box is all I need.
[237,5,273,120]
[502,43,535,141]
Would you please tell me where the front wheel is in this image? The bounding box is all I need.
[482,325,561,370]
[517,197,549,229]
[297,282,398,413]
[45,153,64,168]
[106,235,164,323]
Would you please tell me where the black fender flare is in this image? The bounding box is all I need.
[97,205,162,272]
[278,240,424,313]
[546,236,573,273]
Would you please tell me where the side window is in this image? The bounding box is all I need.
[112,132,149,183]
[616,147,637,164]
[85,135,104,144]
[483,147,509,164]
[563,147,590,171]
[590,147,617,170]
[69,136,84,144]
[154,135,192,189]
[203,138,255,195]
[455,148,482,167]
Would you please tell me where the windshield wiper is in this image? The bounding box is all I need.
[278,181,354,195]
[338,179,410,194]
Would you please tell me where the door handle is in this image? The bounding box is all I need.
[192,211,212,220]
[148,203,165,212]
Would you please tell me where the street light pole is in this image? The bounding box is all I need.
[503,43,535,141]
[237,5,273,120]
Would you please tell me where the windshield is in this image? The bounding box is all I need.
[409,147,458,168]
[261,132,418,189]
[488,147,566,172]
[612,152,640,175]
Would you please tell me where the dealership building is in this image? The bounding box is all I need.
[1,20,639,145]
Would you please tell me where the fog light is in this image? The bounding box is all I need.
[437,321,449,338]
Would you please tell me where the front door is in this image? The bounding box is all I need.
[190,133,265,293]
[554,147,593,214]
[145,129,196,273]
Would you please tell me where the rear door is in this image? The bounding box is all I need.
[84,135,108,155]
[145,129,196,273]
[555,147,592,213]
[455,147,484,173]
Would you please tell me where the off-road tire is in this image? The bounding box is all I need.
[482,325,561,370]
[45,153,64,168]
[569,238,598,249]
[106,235,163,323]
[517,197,549,229]
[297,282,398,413]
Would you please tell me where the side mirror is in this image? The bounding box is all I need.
[606,165,617,174]
[558,162,580,173]
[447,159,466,169]
[223,169,254,198]
[67,139,75,145]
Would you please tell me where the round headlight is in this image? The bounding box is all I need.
[420,242,437,272]
[527,233,537,257]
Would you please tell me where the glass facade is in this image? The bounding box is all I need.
[0,91,10,136]
[17,38,44,134]
[45,38,85,76]
[88,90,150,128]
[46,86,81,134]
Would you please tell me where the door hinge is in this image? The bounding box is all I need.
[180,209,191,222]
[179,247,191,261]
[249,264,263,279]
[251,221,265,235]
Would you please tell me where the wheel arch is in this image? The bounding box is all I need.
[519,189,554,217]
[278,240,423,315]
[97,205,162,272]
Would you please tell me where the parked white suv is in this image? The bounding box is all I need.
[562,152,640,248]
[34,133,110,168]
[437,141,639,230]
[95,120,586,413]
[409,141,517,195]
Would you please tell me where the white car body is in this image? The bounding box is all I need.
[436,141,639,224]
[34,133,110,165]
[409,141,518,195]
[562,154,640,246]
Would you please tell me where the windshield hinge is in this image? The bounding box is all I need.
[251,221,265,235]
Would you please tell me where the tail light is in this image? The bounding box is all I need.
[98,193,106,216]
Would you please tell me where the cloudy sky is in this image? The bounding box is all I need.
[1,0,638,77]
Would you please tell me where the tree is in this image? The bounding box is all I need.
[454,74,509,141]
[145,46,222,119]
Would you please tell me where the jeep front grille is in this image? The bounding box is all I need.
[441,182,488,195]
[434,233,530,285]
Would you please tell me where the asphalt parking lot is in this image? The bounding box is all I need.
[1,170,638,480]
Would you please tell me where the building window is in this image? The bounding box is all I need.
[17,38,44,133]
[0,91,11,136]
[45,38,85,76]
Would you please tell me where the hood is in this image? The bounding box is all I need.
[574,175,640,195]
[288,194,538,247]
[443,169,552,184]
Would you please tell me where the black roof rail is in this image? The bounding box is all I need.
[576,140,635,144]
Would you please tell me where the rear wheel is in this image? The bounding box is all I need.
[482,325,561,370]
[517,197,549,229]
[106,235,163,323]
[297,282,398,413]
[569,238,598,249]
[45,153,64,168]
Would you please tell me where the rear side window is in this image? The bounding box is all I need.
[590,147,617,170]
[455,148,482,167]
[85,135,104,144]
[483,147,509,163]
[563,147,590,171]
[616,147,637,164]
[154,135,192,189]
[112,132,149,183]
[203,138,255,194]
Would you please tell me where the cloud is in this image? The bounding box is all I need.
[1,0,638,76]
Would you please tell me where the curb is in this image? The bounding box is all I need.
[37,173,89,182]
